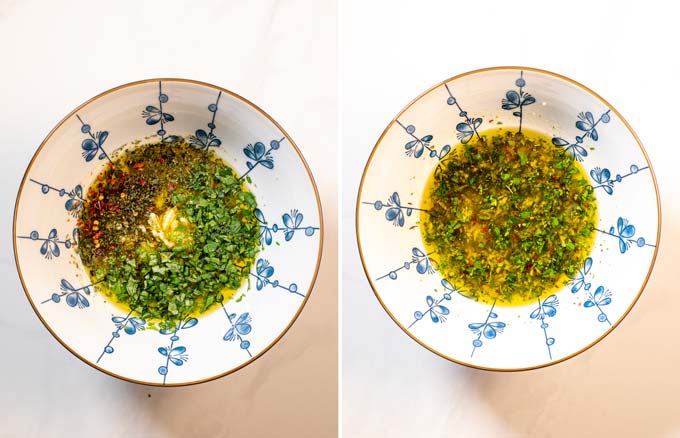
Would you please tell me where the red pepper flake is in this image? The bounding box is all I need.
[159,157,165,164]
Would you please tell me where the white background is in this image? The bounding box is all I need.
[0,0,337,437]
[4,0,680,436]
[342,1,680,437]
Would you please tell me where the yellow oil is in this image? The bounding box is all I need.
[100,281,244,326]
[420,127,597,306]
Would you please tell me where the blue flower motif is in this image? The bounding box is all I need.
[40,229,62,258]
[282,210,309,241]
[584,286,612,325]
[82,132,109,161]
[59,280,90,308]
[190,129,221,150]
[29,179,84,217]
[590,167,613,194]
[251,258,302,297]
[408,288,453,329]
[255,258,274,289]
[159,346,188,367]
[444,83,483,144]
[65,185,84,215]
[552,137,587,160]
[362,191,426,228]
[570,257,593,293]
[97,311,147,364]
[456,119,482,144]
[614,218,636,253]
[245,142,273,168]
[114,315,146,335]
[157,317,198,384]
[590,164,649,195]
[531,295,559,319]
[222,307,253,357]
[576,111,604,140]
[254,208,319,246]
[395,120,450,160]
[224,313,252,341]
[255,209,273,245]
[41,278,100,309]
[409,247,434,274]
[441,278,472,299]
[530,295,559,359]
[239,138,285,180]
[142,105,174,126]
[18,229,73,259]
[375,247,434,281]
[501,71,535,133]
[383,192,407,227]
[596,217,654,254]
[421,296,450,323]
[142,81,178,143]
[76,115,111,163]
[469,318,505,340]
[469,301,506,357]
[189,91,222,150]
[552,110,611,161]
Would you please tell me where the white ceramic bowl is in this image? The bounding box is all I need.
[14,79,322,385]
[357,67,660,370]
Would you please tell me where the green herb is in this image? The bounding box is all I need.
[518,150,528,166]
[421,129,597,305]
[77,140,261,329]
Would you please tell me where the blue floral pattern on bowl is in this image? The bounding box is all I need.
[357,67,660,370]
[14,79,322,385]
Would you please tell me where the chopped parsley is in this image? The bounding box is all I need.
[421,129,597,305]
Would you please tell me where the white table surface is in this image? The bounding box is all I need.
[341,1,680,437]
[0,1,337,437]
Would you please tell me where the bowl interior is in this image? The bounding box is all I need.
[357,68,659,370]
[14,79,322,385]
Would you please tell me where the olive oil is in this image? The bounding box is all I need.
[421,128,597,306]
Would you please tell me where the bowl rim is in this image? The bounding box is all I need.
[355,65,661,372]
[13,77,324,386]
